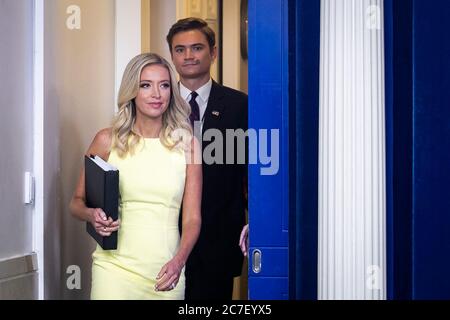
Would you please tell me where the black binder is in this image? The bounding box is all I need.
[84,155,119,250]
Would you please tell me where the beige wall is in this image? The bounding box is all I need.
[45,0,116,299]
[240,60,248,93]
[223,0,244,92]
[149,0,177,62]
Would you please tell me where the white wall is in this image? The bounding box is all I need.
[0,0,34,260]
[0,0,36,299]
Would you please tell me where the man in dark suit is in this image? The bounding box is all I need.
[167,17,248,300]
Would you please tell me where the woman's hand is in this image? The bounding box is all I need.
[155,257,184,291]
[239,224,249,257]
[89,208,120,237]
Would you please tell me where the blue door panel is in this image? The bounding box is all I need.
[248,0,290,299]
[384,0,414,300]
[412,0,450,299]
[254,248,288,277]
[251,8,283,84]
[291,0,320,299]
[249,277,289,300]
[386,0,450,299]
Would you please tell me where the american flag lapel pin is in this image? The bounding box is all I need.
[212,111,220,117]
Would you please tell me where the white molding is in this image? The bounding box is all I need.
[33,0,44,300]
[318,0,386,300]
[0,254,38,280]
[115,0,141,111]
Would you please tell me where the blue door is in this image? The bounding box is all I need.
[248,0,290,299]
[248,0,320,300]
[385,0,450,299]
[250,0,450,300]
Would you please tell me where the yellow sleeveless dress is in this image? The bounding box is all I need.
[90,138,186,300]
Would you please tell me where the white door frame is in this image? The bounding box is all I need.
[33,0,44,300]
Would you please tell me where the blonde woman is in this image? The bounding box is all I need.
[70,53,202,299]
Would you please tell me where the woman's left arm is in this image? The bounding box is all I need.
[155,137,202,291]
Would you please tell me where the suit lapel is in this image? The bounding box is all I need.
[203,80,226,136]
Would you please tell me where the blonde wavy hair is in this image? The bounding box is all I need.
[112,53,192,157]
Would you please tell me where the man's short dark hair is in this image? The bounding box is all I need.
[166,17,216,52]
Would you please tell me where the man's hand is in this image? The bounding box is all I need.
[239,224,249,257]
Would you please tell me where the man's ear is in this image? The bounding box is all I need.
[211,46,218,61]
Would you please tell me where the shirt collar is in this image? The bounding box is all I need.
[179,78,213,103]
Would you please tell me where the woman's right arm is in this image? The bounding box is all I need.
[69,128,119,236]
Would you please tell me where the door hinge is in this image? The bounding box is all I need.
[24,172,35,205]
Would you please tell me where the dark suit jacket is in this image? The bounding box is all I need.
[187,80,248,277]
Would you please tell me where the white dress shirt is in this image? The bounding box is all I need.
[179,78,213,124]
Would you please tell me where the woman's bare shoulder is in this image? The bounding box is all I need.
[93,128,113,146]
[88,128,113,159]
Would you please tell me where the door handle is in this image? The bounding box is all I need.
[252,249,262,273]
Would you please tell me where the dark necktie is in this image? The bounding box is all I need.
[189,91,200,128]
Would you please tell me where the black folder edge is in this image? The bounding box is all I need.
[85,155,119,250]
